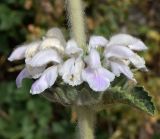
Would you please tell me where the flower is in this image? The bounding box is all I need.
[8,28,65,94]
[8,30,148,94]
[59,39,84,86]
[8,40,43,87]
[82,49,115,92]
[59,57,84,86]
[28,28,66,94]
[104,34,148,80]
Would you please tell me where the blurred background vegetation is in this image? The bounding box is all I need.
[0,0,160,139]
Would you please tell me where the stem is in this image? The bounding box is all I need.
[67,0,86,50]
[66,0,95,138]
[76,107,95,139]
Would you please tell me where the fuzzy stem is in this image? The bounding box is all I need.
[67,0,86,49]
[66,0,95,138]
[76,107,95,139]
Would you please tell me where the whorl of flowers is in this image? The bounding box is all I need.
[8,28,148,94]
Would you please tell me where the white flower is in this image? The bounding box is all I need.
[59,57,84,86]
[59,39,84,86]
[8,40,44,87]
[104,34,148,80]
[82,49,115,92]
[9,31,148,94]
[8,28,65,94]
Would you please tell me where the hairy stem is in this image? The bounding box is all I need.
[66,0,95,138]
[67,0,86,49]
[76,107,95,139]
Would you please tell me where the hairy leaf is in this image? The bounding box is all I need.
[92,86,156,115]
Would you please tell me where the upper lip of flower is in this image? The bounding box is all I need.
[40,37,65,54]
[106,33,148,51]
[65,39,83,56]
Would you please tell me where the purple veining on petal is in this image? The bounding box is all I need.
[85,49,101,69]
[82,67,115,92]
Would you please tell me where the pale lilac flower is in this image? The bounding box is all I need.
[59,57,84,86]
[104,34,148,80]
[8,28,65,94]
[82,49,115,92]
[8,41,43,87]
[59,39,84,86]
[28,28,66,94]
[9,30,148,94]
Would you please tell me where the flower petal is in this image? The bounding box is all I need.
[8,45,27,61]
[85,49,101,69]
[129,54,147,70]
[128,38,148,51]
[16,68,31,88]
[107,34,147,51]
[82,67,115,92]
[107,34,136,46]
[25,41,41,58]
[28,49,62,67]
[89,36,108,49]
[65,39,82,55]
[59,57,75,76]
[105,45,135,59]
[30,66,58,95]
[59,57,84,86]
[40,38,64,53]
[26,64,46,79]
[45,27,66,46]
[110,61,134,79]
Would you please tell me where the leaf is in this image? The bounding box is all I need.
[42,83,103,106]
[93,86,156,115]
[42,75,156,115]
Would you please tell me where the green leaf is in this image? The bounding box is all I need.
[43,77,156,115]
[93,86,156,115]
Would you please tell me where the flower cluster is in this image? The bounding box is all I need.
[8,28,148,94]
